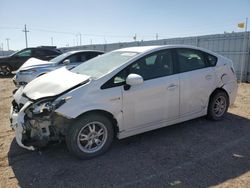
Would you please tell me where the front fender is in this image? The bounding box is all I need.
[55,102,124,131]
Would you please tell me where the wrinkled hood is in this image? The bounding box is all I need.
[19,58,53,71]
[23,67,90,100]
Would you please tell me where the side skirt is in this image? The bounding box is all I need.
[117,110,207,139]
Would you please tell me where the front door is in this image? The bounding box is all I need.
[120,49,180,130]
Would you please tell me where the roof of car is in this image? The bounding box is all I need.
[64,50,104,54]
[114,45,217,56]
[115,46,161,53]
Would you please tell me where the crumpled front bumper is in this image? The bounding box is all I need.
[10,101,35,151]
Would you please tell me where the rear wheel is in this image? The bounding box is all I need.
[207,91,229,120]
[0,64,11,76]
[66,113,114,159]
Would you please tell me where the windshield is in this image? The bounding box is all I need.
[71,51,138,78]
[49,52,73,63]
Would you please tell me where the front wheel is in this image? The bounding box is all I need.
[207,91,229,120]
[66,113,114,159]
[0,64,11,76]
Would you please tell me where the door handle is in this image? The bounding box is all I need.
[167,84,178,90]
[205,75,213,80]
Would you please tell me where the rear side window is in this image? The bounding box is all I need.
[206,53,217,67]
[176,49,206,72]
[34,49,47,56]
[46,49,61,55]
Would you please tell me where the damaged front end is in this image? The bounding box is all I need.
[10,96,71,150]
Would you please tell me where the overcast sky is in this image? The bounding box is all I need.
[0,0,250,50]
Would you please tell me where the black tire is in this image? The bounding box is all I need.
[207,91,229,120]
[0,64,12,76]
[66,113,114,159]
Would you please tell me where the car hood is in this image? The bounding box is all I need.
[19,58,53,71]
[23,67,90,100]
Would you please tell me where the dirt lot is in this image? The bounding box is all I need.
[0,77,250,188]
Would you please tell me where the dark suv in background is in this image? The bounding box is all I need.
[0,46,62,76]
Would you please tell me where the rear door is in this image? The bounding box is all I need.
[176,48,216,117]
[33,49,60,60]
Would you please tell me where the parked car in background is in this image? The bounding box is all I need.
[13,50,104,87]
[0,46,62,76]
[10,45,238,159]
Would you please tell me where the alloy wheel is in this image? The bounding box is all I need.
[77,121,108,153]
[213,96,227,117]
[0,65,11,76]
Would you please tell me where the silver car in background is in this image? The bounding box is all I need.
[13,50,104,87]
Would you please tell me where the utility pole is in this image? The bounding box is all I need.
[51,37,54,46]
[133,34,137,41]
[79,33,82,46]
[156,33,159,40]
[6,38,10,51]
[22,24,29,48]
[1,43,4,55]
[76,34,79,46]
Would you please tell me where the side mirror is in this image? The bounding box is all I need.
[63,59,70,65]
[126,73,143,86]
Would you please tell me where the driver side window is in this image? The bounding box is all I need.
[101,50,174,89]
[115,49,173,82]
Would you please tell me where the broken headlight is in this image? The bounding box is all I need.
[30,96,72,115]
[32,100,53,115]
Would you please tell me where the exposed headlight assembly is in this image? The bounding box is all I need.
[32,100,53,115]
[29,96,72,115]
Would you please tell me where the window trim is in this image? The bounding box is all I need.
[101,49,177,89]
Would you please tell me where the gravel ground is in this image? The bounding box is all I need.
[0,77,250,188]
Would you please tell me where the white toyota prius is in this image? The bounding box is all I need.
[10,45,238,159]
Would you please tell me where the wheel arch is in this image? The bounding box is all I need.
[37,72,47,77]
[75,109,120,135]
[209,87,230,106]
